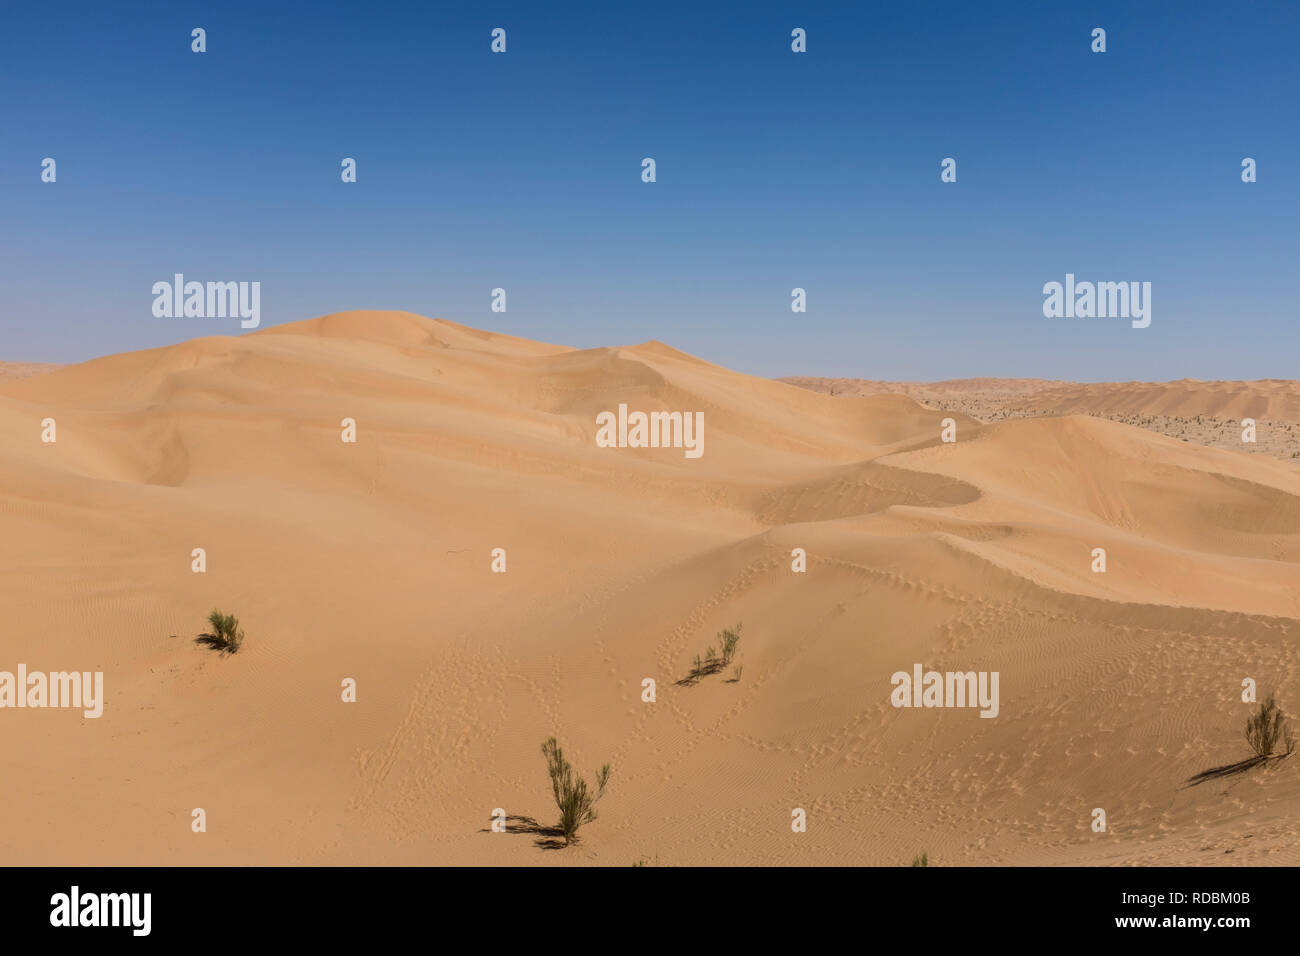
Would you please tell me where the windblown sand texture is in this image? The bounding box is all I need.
[1,312,1297,865]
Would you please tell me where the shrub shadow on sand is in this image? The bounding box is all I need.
[479,814,569,851]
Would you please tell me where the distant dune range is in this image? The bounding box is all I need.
[0,361,62,383]
[781,377,1300,462]
[1,312,1297,866]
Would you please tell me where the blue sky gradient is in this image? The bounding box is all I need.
[2,0,1296,379]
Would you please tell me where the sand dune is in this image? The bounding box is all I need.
[1,311,1297,866]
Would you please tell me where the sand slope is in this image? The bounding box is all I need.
[1,311,1297,866]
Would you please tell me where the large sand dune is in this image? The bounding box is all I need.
[2,311,1297,865]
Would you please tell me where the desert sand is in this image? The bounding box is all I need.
[1,311,1297,866]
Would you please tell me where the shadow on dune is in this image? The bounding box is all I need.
[1183,756,1267,787]
[1183,752,1296,788]
[192,632,238,655]
[479,814,569,850]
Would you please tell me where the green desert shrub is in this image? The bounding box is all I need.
[719,624,742,666]
[684,624,743,683]
[542,736,611,846]
[1246,693,1295,759]
[911,852,929,867]
[207,609,244,653]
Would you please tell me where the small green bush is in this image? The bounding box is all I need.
[683,624,743,684]
[719,625,742,665]
[1246,693,1295,759]
[207,609,244,653]
[542,737,610,846]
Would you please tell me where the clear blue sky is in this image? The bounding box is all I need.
[2,0,1296,380]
